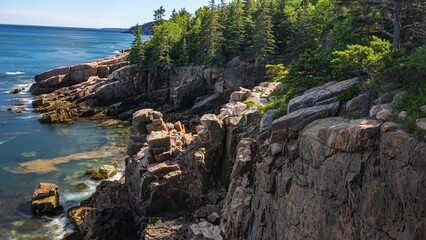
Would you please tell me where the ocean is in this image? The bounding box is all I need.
[0,24,150,239]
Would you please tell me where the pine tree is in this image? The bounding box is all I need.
[128,24,144,66]
[154,5,166,25]
[227,0,245,57]
[271,0,288,52]
[203,0,225,65]
[251,0,276,64]
[242,0,256,57]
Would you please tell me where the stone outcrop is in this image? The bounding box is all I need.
[31,183,63,216]
[63,75,425,240]
[31,54,129,95]
[31,55,264,124]
[222,118,425,240]
[287,78,358,113]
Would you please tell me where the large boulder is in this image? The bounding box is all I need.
[35,66,70,82]
[271,102,340,143]
[31,183,62,216]
[287,78,358,113]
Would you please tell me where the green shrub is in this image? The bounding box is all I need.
[384,45,426,87]
[320,110,330,118]
[243,100,256,107]
[337,84,360,102]
[392,83,426,136]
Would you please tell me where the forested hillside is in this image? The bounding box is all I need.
[129,0,425,133]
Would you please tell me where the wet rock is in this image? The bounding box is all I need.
[7,108,12,111]
[99,165,117,178]
[31,183,62,216]
[63,231,84,240]
[9,89,22,94]
[91,172,105,180]
[75,182,88,190]
[84,169,94,176]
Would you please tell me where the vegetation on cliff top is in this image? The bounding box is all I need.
[128,0,425,129]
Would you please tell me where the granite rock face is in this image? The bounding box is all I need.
[31,55,265,124]
[65,78,425,240]
[31,183,63,216]
[287,78,358,113]
[221,118,425,240]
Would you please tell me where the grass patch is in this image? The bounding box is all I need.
[243,100,256,107]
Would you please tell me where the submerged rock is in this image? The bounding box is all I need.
[31,182,63,216]
[75,182,88,190]
[9,88,22,94]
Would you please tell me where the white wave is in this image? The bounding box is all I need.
[43,216,74,240]
[2,71,25,75]
[113,50,121,54]
[61,171,123,203]
[16,115,37,119]
[0,136,16,145]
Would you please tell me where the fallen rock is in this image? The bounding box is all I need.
[31,183,63,216]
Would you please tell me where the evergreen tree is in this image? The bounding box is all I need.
[154,5,166,25]
[202,0,225,65]
[251,0,276,63]
[227,0,245,56]
[128,23,144,66]
[242,0,256,56]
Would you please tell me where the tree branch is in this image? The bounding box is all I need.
[402,21,426,30]
[358,0,393,4]
[373,27,394,38]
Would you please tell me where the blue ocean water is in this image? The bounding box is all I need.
[0,24,149,239]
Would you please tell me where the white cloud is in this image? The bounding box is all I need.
[0,7,129,28]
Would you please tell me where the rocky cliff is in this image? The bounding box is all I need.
[30,55,264,125]
[62,75,425,240]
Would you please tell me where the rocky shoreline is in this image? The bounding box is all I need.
[28,54,425,240]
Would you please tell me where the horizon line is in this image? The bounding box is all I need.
[0,23,132,30]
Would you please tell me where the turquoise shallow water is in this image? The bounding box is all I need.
[0,24,149,239]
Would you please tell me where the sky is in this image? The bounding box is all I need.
[0,0,221,29]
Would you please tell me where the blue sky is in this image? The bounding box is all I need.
[0,0,220,28]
